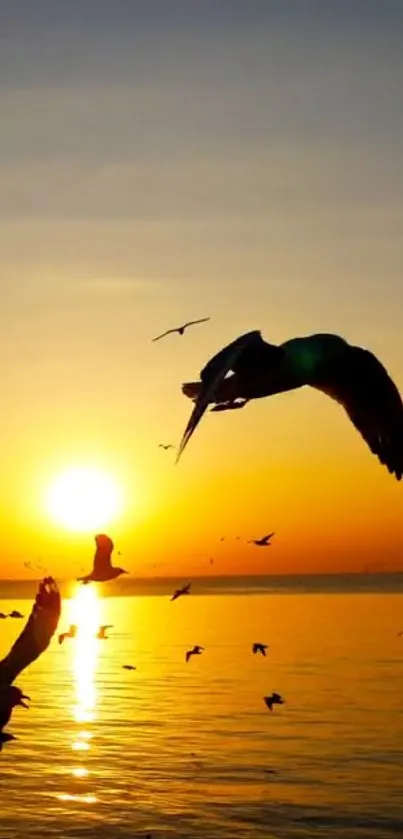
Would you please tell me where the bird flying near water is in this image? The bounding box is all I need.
[9,610,24,619]
[58,624,77,645]
[77,534,128,583]
[185,645,204,663]
[263,692,285,712]
[177,330,403,479]
[96,625,113,639]
[122,664,137,671]
[159,443,175,450]
[0,577,60,749]
[152,318,210,342]
[248,533,275,547]
[253,643,269,656]
[171,582,191,602]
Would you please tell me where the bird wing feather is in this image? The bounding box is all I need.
[0,578,61,686]
[183,318,210,329]
[93,542,114,576]
[152,328,177,342]
[177,333,263,461]
[313,345,403,480]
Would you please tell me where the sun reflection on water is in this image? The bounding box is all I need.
[60,585,101,802]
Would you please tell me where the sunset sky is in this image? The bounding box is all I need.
[1,1,403,578]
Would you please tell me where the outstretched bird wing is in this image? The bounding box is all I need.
[92,537,114,577]
[152,328,178,342]
[177,332,264,461]
[262,533,275,542]
[313,345,403,480]
[183,317,211,329]
[0,578,61,686]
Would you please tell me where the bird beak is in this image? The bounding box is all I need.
[176,343,245,462]
[19,694,30,708]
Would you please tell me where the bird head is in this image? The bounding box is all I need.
[5,686,30,709]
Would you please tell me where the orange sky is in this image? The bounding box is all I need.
[1,3,403,578]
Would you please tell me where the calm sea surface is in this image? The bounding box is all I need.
[0,579,402,838]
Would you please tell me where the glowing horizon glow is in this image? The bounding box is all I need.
[70,585,100,729]
[46,466,122,533]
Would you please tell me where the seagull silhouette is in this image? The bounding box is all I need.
[178,330,403,478]
[122,664,137,671]
[58,624,77,645]
[253,643,269,656]
[159,443,175,450]
[0,687,30,750]
[185,645,204,663]
[9,611,24,619]
[77,534,128,583]
[96,625,113,639]
[152,318,210,343]
[248,533,275,547]
[0,613,6,620]
[171,582,191,602]
[0,577,60,749]
[263,693,285,712]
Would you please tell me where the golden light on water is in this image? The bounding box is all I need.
[70,585,101,726]
[46,466,122,532]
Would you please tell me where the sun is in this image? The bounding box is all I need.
[46,466,122,532]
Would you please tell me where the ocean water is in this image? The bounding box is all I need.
[0,582,402,838]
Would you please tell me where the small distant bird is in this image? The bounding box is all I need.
[58,624,77,645]
[77,534,128,584]
[122,664,136,671]
[263,693,285,712]
[159,443,175,451]
[209,558,214,565]
[177,330,403,479]
[152,318,210,343]
[96,625,113,639]
[0,613,6,620]
[396,631,403,637]
[171,582,191,602]
[185,645,204,663]
[248,533,275,547]
[253,643,269,656]
[0,578,61,749]
[9,611,24,619]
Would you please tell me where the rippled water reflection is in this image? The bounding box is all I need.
[0,589,402,838]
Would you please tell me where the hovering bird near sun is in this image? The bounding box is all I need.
[0,577,61,750]
[58,624,77,645]
[263,693,285,712]
[9,611,24,619]
[152,317,210,342]
[171,582,191,602]
[253,643,269,656]
[248,533,275,547]
[185,645,204,663]
[77,534,128,584]
[159,443,175,450]
[177,330,403,479]
[122,664,136,671]
[96,625,113,640]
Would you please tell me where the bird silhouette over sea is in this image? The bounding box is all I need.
[77,534,128,584]
[171,582,191,602]
[263,693,285,712]
[0,577,61,750]
[248,533,275,547]
[96,625,113,639]
[152,317,210,342]
[122,664,136,671]
[178,330,403,478]
[253,643,269,656]
[9,611,24,619]
[159,443,175,450]
[58,624,77,645]
[0,613,6,620]
[185,645,204,663]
